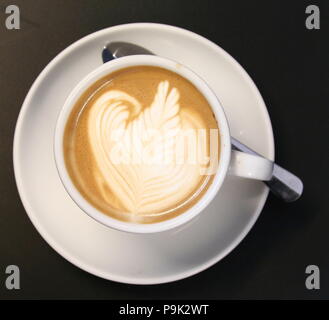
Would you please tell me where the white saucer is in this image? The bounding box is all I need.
[13,23,274,285]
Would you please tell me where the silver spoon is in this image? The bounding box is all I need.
[102,42,303,202]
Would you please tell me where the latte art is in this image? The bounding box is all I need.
[64,66,219,223]
[88,80,211,216]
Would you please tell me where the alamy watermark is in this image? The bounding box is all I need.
[2,4,320,31]
[305,5,320,30]
[2,264,321,291]
[5,265,20,290]
[106,128,219,175]
[4,5,20,30]
[305,265,320,290]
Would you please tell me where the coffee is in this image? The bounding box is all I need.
[63,66,220,223]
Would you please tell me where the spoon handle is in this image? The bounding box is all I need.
[231,137,303,202]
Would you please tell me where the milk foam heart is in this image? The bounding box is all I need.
[88,80,210,216]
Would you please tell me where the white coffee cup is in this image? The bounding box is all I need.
[54,55,273,234]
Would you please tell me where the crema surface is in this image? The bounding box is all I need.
[64,66,219,223]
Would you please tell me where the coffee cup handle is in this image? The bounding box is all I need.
[228,150,274,181]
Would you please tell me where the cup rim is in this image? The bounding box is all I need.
[54,55,231,233]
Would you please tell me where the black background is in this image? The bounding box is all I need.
[0,0,328,300]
